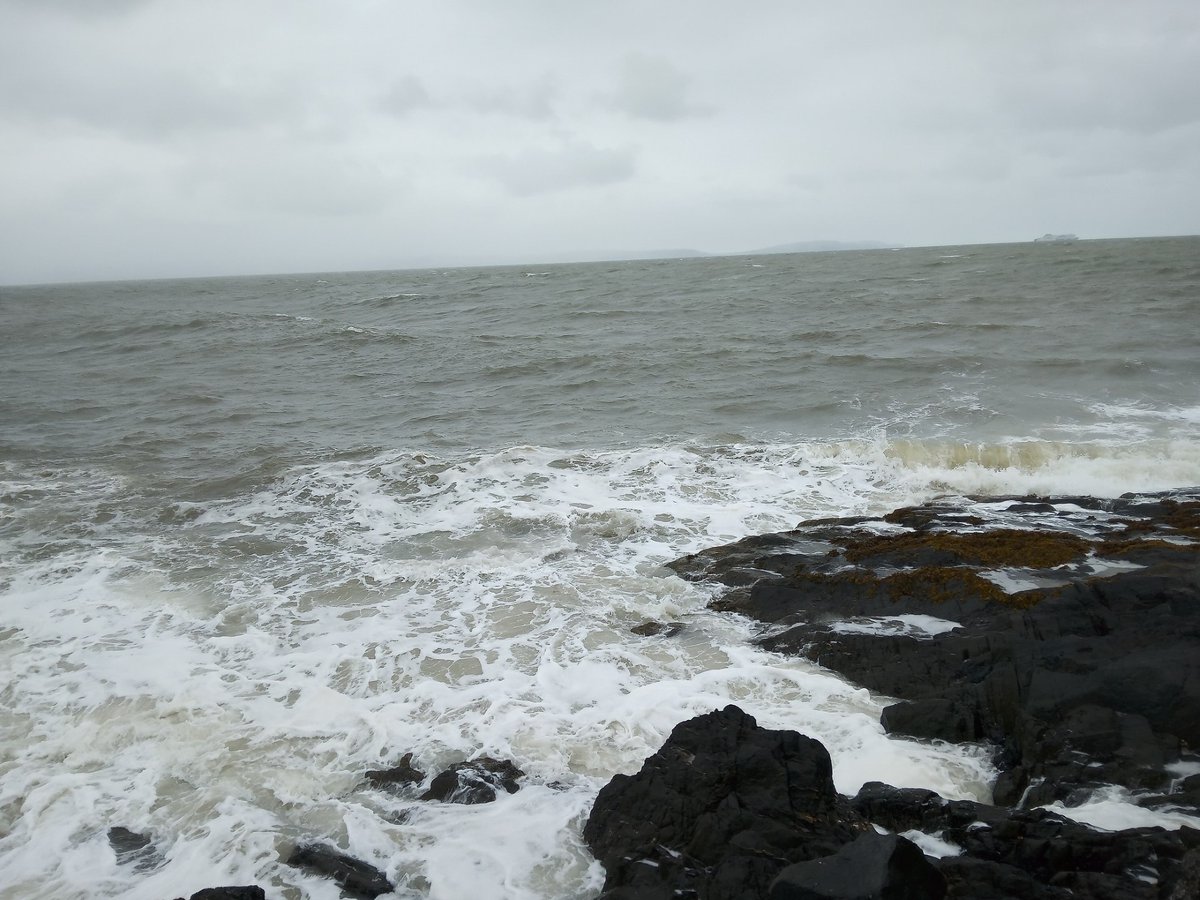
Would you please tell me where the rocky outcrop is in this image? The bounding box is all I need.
[584,705,864,900]
[668,489,1200,810]
[585,706,1200,899]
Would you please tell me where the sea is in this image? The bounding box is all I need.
[1,236,1198,899]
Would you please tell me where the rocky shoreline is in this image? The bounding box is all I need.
[586,488,1200,898]
[142,489,1199,898]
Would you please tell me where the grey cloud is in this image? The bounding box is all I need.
[184,145,398,217]
[380,76,433,117]
[0,57,290,139]
[0,0,150,17]
[380,74,559,120]
[481,141,635,195]
[610,52,709,121]
[461,75,558,120]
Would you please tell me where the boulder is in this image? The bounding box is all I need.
[768,831,945,900]
[584,705,863,900]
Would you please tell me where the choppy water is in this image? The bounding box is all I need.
[1,237,1198,899]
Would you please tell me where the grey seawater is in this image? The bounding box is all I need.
[3,236,1197,482]
[1,237,1199,899]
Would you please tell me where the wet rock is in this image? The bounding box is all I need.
[365,751,425,791]
[850,780,1200,893]
[420,756,525,804]
[1163,847,1200,900]
[107,826,161,871]
[768,831,945,900]
[671,489,1200,809]
[585,709,1200,899]
[176,889,267,900]
[630,620,684,637]
[584,705,863,900]
[286,842,394,899]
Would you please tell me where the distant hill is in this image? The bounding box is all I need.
[740,240,898,255]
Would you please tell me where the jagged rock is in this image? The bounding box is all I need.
[671,490,1200,809]
[768,831,945,899]
[850,781,1200,894]
[630,620,684,637]
[584,710,1200,900]
[365,751,425,791]
[107,826,160,871]
[583,705,863,900]
[286,842,394,899]
[420,757,525,804]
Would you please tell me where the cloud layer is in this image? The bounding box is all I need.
[1,0,1197,283]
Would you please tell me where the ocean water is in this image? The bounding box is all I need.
[1,237,1198,899]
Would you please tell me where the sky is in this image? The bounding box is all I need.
[1,0,1198,285]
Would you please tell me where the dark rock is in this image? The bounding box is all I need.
[768,831,945,899]
[585,709,1200,900]
[181,889,267,900]
[937,857,1071,899]
[285,842,394,899]
[107,826,160,871]
[630,620,685,637]
[849,781,1200,894]
[1163,847,1200,900]
[420,756,525,804]
[671,489,1200,809]
[584,705,863,900]
[365,751,425,791]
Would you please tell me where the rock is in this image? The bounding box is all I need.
[583,705,863,900]
[107,826,160,871]
[670,489,1200,810]
[850,780,1200,895]
[768,831,945,899]
[179,889,267,900]
[585,710,1200,899]
[630,620,684,637]
[285,842,394,899]
[1163,848,1200,900]
[420,756,525,804]
[365,751,425,791]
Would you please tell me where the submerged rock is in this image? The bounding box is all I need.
[420,756,525,804]
[669,489,1200,810]
[107,825,161,871]
[285,842,394,899]
[365,751,426,791]
[630,620,685,637]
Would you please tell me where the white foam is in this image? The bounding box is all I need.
[899,829,964,858]
[1039,786,1200,832]
[830,614,961,638]
[3,439,1196,898]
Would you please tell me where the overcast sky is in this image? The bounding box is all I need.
[1,0,1198,284]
